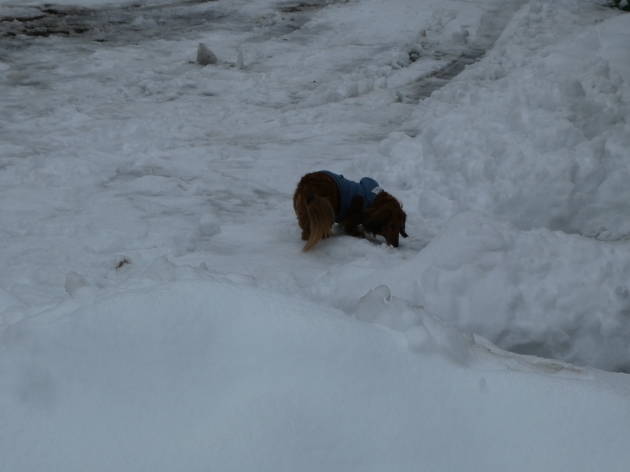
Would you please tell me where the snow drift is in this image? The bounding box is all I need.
[1,280,629,472]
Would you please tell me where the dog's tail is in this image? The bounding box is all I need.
[302,195,335,252]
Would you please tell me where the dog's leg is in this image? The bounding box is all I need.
[294,172,340,251]
[299,213,311,241]
[303,196,335,252]
[340,195,365,238]
[293,194,311,241]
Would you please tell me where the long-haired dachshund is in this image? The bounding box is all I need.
[293,171,408,252]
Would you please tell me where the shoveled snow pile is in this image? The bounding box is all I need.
[336,0,630,371]
[368,4,630,241]
[365,213,630,369]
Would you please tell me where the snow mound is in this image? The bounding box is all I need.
[410,212,630,372]
[356,285,472,365]
[197,43,218,66]
[1,279,629,472]
[311,210,630,372]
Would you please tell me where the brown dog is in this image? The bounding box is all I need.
[293,171,407,252]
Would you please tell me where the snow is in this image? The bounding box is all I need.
[2,280,629,471]
[1,0,630,469]
[352,212,630,372]
[380,2,630,241]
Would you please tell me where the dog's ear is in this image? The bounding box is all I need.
[361,207,388,236]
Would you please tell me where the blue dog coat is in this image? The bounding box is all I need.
[320,171,383,222]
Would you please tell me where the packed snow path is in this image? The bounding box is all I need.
[0,0,526,304]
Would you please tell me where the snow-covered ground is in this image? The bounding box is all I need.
[1,0,630,469]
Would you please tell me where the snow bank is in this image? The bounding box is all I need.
[1,279,629,472]
[310,212,630,372]
[315,1,630,373]
[410,212,630,372]
[371,3,630,240]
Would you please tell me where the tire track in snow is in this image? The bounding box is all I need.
[398,0,530,102]
[0,1,227,44]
